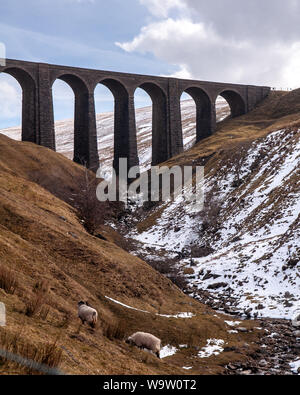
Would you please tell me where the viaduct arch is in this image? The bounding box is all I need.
[0,59,270,173]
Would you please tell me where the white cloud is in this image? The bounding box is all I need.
[167,65,192,80]
[117,0,300,88]
[139,0,185,18]
[282,43,300,89]
[117,18,214,53]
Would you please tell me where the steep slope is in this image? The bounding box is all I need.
[0,134,263,375]
[126,90,300,320]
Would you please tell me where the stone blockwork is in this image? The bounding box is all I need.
[0,59,270,172]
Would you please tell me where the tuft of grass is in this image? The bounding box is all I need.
[102,320,126,341]
[0,264,18,295]
[39,305,51,321]
[38,340,63,370]
[25,280,50,318]
[0,328,63,375]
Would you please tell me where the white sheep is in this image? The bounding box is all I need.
[292,303,300,328]
[126,332,161,359]
[78,301,98,328]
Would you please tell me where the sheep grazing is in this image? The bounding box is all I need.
[78,301,98,328]
[126,332,161,359]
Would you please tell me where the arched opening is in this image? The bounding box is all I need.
[218,90,246,119]
[94,83,115,178]
[0,72,22,140]
[135,83,168,167]
[95,78,136,175]
[52,79,75,159]
[0,67,36,142]
[134,87,152,171]
[215,95,231,122]
[181,87,212,145]
[180,91,197,151]
[52,74,97,169]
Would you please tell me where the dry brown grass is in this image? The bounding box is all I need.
[0,328,63,375]
[102,319,127,341]
[0,265,18,295]
[25,280,50,318]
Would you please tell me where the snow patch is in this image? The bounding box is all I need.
[225,321,242,327]
[160,345,178,359]
[290,359,300,375]
[198,339,225,358]
[105,296,195,319]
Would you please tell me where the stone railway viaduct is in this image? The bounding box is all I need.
[0,59,270,172]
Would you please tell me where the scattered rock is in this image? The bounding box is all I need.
[190,288,299,375]
[227,363,237,371]
[237,327,248,333]
[207,282,228,290]
[245,308,253,316]
[239,370,252,375]
[259,359,268,368]
[202,271,221,281]
[224,347,237,353]
[286,258,299,269]
[224,307,239,315]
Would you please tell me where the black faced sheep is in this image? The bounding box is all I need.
[78,301,98,328]
[126,332,161,359]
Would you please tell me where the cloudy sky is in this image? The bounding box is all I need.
[0,0,300,128]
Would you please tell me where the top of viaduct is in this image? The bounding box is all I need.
[1,58,270,91]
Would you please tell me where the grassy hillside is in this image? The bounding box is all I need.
[0,134,262,375]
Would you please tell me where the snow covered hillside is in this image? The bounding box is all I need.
[129,127,300,320]
[0,98,229,174]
